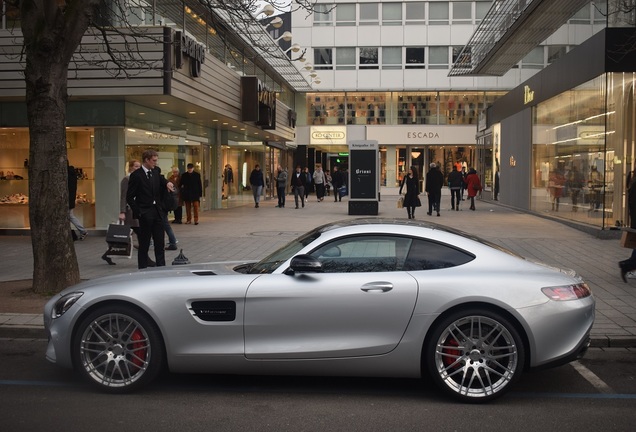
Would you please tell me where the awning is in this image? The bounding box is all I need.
[449,0,592,77]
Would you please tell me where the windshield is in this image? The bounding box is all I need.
[248,231,322,274]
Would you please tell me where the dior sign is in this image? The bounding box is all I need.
[175,31,206,77]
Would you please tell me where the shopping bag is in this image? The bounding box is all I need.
[397,196,404,208]
[338,185,348,197]
[105,223,133,258]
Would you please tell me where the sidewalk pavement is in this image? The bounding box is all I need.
[1,192,635,347]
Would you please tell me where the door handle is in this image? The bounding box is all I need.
[360,282,393,293]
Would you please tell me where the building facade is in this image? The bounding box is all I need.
[290,0,610,200]
[0,1,306,231]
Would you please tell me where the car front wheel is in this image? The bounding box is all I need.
[73,305,164,393]
[425,309,525,403]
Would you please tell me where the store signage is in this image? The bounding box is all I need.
[175,31,206,78]
[406,131,440,139]
[241,76,277,130]
[524,85,535,104]
[312,131,345,140]
[309,126,347,144]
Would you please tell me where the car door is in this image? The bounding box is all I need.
[244,235,419,359]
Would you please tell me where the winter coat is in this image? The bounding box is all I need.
[180,170,203,202]
[249,169,265,187]
[464,170,482,198]
[425,167,444,194]
[399,174,420,207]
[448,169,464,190]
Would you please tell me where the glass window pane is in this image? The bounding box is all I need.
[406,47,425,68]
[336,4,356,25]
[360,3,379,22]
[382,47,402,68]
[382,3,402,23]
[315,3,334,25]
[452,2,471,21]
[476,1,491,21]
[429,46,448,67]
[570,4,590,24]
[522,46,544,68]
[429,2,449,24]
[314,48,333,70]
[405,2,426,21]
[360,47,379,69]
[336,47,356,70]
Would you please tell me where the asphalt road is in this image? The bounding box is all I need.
[1,338,635,432]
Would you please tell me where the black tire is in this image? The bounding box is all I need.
[72,304,164,393]
[425,308,525,403]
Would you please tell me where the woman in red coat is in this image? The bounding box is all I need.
[464,168,482,211]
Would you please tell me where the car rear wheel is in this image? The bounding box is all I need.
[425,309,525,403]
[73,305,164,393]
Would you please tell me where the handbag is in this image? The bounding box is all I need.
[397,196,404,208]
[415,196,422,207]
[105,223,133,258]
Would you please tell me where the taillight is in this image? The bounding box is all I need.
[541,283,591,301]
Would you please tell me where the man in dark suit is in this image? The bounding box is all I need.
[126,149,174,269]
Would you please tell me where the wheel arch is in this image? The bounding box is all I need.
[420,301,531,374]
[70,300,169,371]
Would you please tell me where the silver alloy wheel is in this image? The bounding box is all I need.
[79,312,152,389]
[433,315,519,399]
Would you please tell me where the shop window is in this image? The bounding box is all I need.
[336,4,356,26]
[406,47,425,69]
[347,93,387,125]
[382,3,402,26]
[405,2,426,25]
[314,48,333,70]
[336,47,356,70]
[359,47,379,70]
[398,92,437,125]
[360,3,379,26]
[428,2,449,25]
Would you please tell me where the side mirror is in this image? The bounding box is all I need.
[289,254,323,273]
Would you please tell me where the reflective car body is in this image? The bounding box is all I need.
[44,219,595,402]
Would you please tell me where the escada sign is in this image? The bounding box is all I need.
[406,131,440,139]
[175,31,206,78]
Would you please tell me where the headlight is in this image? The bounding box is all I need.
[541,283,591,301]
[52,292,83,318]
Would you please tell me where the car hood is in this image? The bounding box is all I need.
[51,260,256,297]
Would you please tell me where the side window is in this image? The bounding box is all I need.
[403,239,474,270]
[310,235,412,273]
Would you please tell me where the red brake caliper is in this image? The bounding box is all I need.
[130,329,147,368]
[442,337,461,368]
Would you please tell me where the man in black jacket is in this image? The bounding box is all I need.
[448,164,464,211]
[425,163,444,217]
[331,166,345,202]
[126,149,174,269]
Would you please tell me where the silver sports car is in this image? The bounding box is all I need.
[44,219,594,402]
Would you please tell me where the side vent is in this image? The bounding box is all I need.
[190,301,236,322]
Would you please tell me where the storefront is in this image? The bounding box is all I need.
[0,3,303,231]
[486,28,636,230]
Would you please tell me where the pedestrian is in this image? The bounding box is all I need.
[425,162,444,216]
[567,165,584,212]
[290,165,307,209]
[494,169,500,201]
[223,164,234,199]
[448,163,463,211]
[324,169,332,196]
[399,166,421,219]
[313,164,326,201]
[331,165,345,202]
[303,166,312,201]
[464,167,482,211]
[276,165,287,208]
[168,166,182,223]
[460,166,467,201]
[157,166,179,250]
[126,149,175,269]
[249,164,265,208]
[620,174,636,282]
[67,161,88,241]
[180,163,202,225]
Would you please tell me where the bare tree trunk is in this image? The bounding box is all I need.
[25,54,80,293]
[20,2,97,293]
